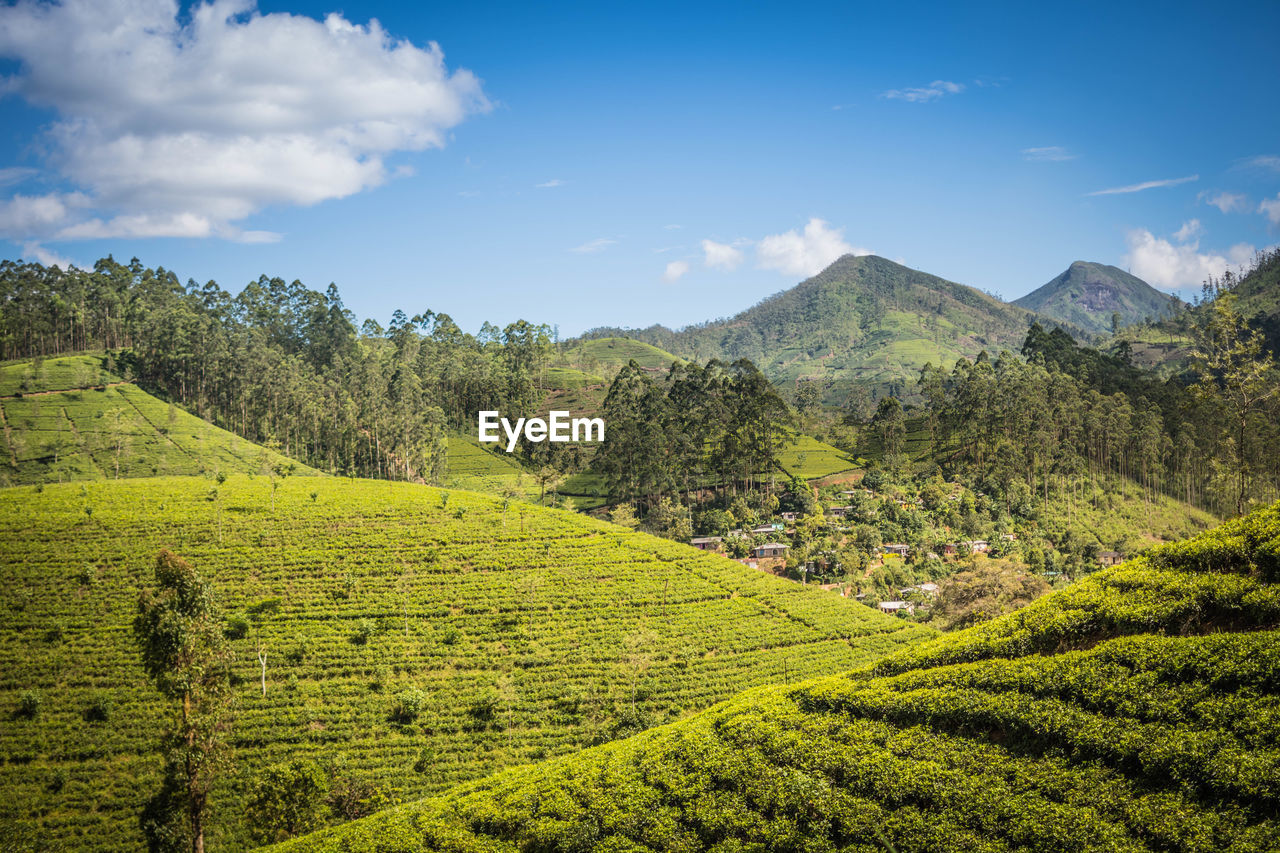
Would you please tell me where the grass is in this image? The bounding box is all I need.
[0,475,931,851]
[0,355,313,486]
[267,501,1280,853]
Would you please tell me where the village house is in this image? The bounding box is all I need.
[689,536,722,551]
[751,523,783,535]
[780,511,799,522]
[881,543,909,558]
[1097,550,1123,567]
[919,582,940,595]
[752,542,789,559]
[879,600,913,615]
[963,540,990,554]
[825,506,850,518]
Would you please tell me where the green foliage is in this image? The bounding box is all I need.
[246,759,332,845]
[265,502,1280,853]
[392,687,428,724]
[224,612,251,640]
[16,689,40,719]
[133,549,234,853]
[0,356,316,486]
[0,475,928,851]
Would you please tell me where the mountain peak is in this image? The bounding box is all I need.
[1013,261,1174,334]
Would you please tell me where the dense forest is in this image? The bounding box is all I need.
[0,257,559,481]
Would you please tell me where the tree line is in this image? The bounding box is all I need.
[592,358,794,510]
[899,289,1280,520]
[0,256,557,481]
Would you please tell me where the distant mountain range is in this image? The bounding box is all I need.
[582,255,1184,401]
[1013,260,1178,334]
[588,255,1074,399]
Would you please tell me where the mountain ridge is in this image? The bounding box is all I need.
[1013,260,1178,334]
[584,254,1067,400]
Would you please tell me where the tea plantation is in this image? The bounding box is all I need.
[269,501,1280,853]
[0,354,313,485]
[0,475,930,851]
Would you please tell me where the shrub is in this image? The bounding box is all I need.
[391,687,427,723]
[83,693,112,723]
[17,690,40,719]
[245,759,331,845]
[351,618,377,645]
[285,637,312,663]
[224,613,251,640]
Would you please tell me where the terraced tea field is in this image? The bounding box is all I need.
[0,355,311,485]
[443,435,531,495]
[560,337,684,373]
[776,434,862,480]
[271,500,1280,853]
[0,475,930,851]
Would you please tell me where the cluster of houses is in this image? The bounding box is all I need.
[872,581,940,616]
[690,534,790,560]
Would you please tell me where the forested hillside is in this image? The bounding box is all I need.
[584,255,1058,399]
[269,500,1280,853]
[0,258,563,484]
[0,476,929,851]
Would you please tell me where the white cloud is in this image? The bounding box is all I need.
[0,167,38,188]
[756,218,870,277]
[1086,175,1198,196]
[882,80,964,103]
[1200,191,1248,213]
[662,260,689,283]
[0,0,489,245]
[1123,225,1255,290]
[1261,194,1280,226]
[701,239,743,271]
[1240,154,1280,172]
[0,191,91,235]
[1021,146,1076,162]
[536,179,564,188]
[569,237,616,254]
[1173,219,1202,242]
[663,224,682,230]
[21,241,76,269]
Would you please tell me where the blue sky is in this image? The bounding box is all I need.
[1,0,1278,336]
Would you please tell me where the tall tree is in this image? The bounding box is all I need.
[134,550,234,853]
[1191,293,1280,516]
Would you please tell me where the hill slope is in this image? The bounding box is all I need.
[1014,261,1177,334]
[0,476,931,851]
[0,354,312,484]
[588,255,1051,399]
[272,501,1280,853]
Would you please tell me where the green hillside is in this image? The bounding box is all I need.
[586,255,1053,400]
[776,434,862,480]
[271,501,1280,853]
[0,354,312,485]
[444,434,530,494]
[0,476,931,851]
[560,337,684,373]
[1013,261,1177,335]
